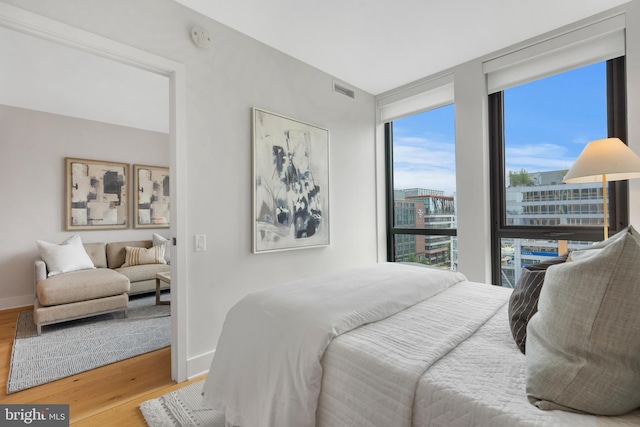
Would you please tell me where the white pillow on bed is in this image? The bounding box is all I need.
[526,226,640,415]
[36,235,95,277]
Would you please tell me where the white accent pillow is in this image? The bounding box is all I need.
[152,233,170,265]
[36,235,95,277]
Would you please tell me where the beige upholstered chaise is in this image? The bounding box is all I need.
[34,240,170,335]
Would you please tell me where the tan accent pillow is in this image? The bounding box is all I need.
[121,245,166,267]
[526,226,640,415]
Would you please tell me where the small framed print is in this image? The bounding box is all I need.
[133,164,170,229]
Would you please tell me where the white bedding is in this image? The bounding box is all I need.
[201,263,640,427]
[414,304,640,427]
[201,263,466,427]
[316,280,510,427]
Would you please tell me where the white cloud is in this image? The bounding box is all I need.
[393,138,580,195]
[505,142,574,173]
[392,136,456,194]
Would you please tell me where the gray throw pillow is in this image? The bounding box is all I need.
[508,255,567,354]
[526,226,640,415]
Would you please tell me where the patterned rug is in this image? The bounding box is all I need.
[6,292,170,394]
[140,380,226,427]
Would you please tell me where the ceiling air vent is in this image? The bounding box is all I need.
[333,81,355,99]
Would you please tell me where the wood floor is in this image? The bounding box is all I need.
[0,305,205,426]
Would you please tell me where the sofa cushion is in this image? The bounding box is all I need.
[106,240,151,268]
[82,242,107,268]
[526,226,640,415]
[36,235,95,277]
[34,294,128,326]
[37,268,130,306]
[116,263,170,283]
[122,245,166,267]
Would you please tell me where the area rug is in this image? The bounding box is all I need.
[140,380,226,427]
[6,292,170,394]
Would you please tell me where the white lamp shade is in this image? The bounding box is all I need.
[563,138,640,183]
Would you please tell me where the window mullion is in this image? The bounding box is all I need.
[489,92,504,284]
[607,56,628,233]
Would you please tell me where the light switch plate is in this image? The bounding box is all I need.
[195,234,206,252]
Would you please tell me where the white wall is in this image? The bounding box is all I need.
[0,104,170,309]
[0,0,378,374]
[376,1,640,284]
[627,2,640,225]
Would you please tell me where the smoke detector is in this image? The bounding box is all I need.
[191,26,211,49]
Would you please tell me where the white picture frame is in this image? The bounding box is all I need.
[252,108,330,253]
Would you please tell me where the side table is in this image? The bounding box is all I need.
[155,271,171,305]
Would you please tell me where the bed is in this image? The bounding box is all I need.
[201,259,640,427]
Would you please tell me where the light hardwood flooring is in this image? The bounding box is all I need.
[0,305,205,426]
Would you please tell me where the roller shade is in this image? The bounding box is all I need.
[485,14,625,94]
[378,74,454,123]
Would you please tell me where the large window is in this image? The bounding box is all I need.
[386,104,457,270]
[490,57,627,286]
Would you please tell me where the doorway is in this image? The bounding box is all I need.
[0,2,187,382]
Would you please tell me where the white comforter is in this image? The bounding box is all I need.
[200,263,467,427]
[317,278,640,427]
[413,304,640,427]
[316,280,510,427]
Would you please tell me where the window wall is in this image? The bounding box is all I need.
[377,10,638,284]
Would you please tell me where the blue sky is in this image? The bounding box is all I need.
[393,61,607,196]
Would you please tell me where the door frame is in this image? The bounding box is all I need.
[0,2,189,382]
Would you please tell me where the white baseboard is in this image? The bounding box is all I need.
[0,295,34,311]
[187,349,215,380]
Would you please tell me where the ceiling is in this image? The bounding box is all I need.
[0,25,169,133]
[174,0,630,95]
[0,1,630,132]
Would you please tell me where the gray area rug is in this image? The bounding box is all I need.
[7,292,170,394]
[140,380,226,427]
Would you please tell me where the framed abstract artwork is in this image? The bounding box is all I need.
[133,164,170,229]
[65,157,129,230]
[252,108,330,253]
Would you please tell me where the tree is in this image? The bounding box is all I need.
[508,168,532,187]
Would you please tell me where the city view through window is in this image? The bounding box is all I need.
[390,61,608,286]
[391,104,457,271]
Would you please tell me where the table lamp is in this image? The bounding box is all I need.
[563,137,640,239]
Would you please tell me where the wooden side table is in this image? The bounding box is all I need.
[155,271,171,305]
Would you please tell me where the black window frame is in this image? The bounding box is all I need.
[489,57,628,284]
[385,121,457,262]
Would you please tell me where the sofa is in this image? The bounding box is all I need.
[34,239,170,335]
